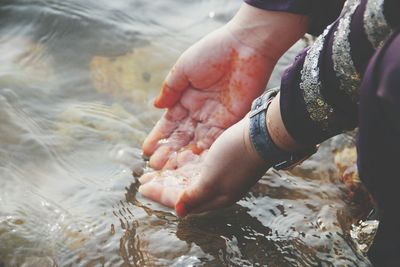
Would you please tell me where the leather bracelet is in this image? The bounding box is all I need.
[249,88,317,170]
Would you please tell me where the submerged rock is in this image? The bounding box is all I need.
[350,220,379,254]
[90,43,179,102]
[0,36,56,87]
[334,145,374,208]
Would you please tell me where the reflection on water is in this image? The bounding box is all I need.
[0,0,374,266]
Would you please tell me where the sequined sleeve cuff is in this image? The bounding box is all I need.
[278,0,395,146]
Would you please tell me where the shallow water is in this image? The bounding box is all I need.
[0,0,373,266]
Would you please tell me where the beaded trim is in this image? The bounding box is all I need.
[300,26,336,132]
[332,0,361,103]
[364,0,393,49]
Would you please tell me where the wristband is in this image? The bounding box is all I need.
[249,88,317,170]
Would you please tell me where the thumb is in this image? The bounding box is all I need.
[154,57,189,108]
[175,184,209,217]
[175,184,229,217]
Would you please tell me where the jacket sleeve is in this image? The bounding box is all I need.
[277,0,397,146]
[356,32,400,265]
[273,1,398,263]
[243,0,346,35]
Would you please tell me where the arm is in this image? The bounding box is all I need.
[358,29,400,266]
[276,0,396,147]
[142,3,309,170]
[139,0,397,215]
[244,0,345,35]
[243,0,398,148]
[226,3,309,60]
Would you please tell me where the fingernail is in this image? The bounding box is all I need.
[153,82,168,107]
[175,202,188,217]
[153,95,162,108]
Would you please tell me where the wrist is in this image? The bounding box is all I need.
[266,92,304,152]
[248,89,317,170]
[226,3,309,60]
[243,116,267,166]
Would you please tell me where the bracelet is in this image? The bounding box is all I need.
[249,88,317,170]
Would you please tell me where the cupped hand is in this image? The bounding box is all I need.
[139,116,270,216]
[139,4,309,215]
[142,24,276,170]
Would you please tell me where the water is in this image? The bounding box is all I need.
[0,0,373,266]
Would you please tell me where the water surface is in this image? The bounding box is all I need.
[0,0,373,266]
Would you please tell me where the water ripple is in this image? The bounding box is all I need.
[0,0,374,266]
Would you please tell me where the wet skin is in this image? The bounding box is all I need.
[138,4,309,215]
[139,26,275,212]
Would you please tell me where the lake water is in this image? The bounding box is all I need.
[0,0,374,266]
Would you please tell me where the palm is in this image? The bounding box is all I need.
[143,27,274,170]
[138,151,204,209]
[139,117,268,215]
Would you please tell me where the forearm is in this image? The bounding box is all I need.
[261,0,398,152]
[266,92,303,151]
[226,3,309,61]
[268,0,396,148]
[244,0,345,35]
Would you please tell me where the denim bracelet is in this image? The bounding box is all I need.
[249,88,318,170]
[249,88,286,164]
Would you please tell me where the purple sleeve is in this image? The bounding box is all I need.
[356,32,400,266]
[244,0,345,35]
[377,36,400,133]
[274,1,399,263]
[277,0,397,146]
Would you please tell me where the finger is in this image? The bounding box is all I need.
[149,146,174,170]
[141,149,202,186]
[163,152,178,170]
[142,118,177,157]
[142,104,188,157]
[174,182,214,217]
[138,182,183,208]
[148,135,194,170]
[154,59,189,108]
[148,119,196,169]
[138,171,189,208]
[139,171,167,185]
[161,145,200,169]
[175,187,232,217]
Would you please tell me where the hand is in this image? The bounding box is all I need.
[142,24,276,170]
[139,116,270,216]
[142,4,308,170]
[139,4,309,214]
